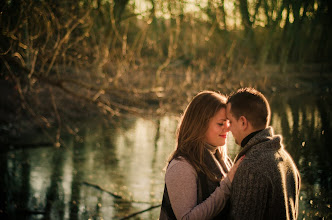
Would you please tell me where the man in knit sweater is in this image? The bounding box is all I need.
[225,88,301,220]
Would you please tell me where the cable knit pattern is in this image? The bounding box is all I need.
[229,127,301,220]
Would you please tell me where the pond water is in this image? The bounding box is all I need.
[1,91,331,220]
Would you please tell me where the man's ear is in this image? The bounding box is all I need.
[239,116,248,130]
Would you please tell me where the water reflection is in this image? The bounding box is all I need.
[0,92,331,219]
[270,92,332,219]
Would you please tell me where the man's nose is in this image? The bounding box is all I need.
[224,122,230,132]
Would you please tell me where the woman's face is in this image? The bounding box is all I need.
[204,108,230,147]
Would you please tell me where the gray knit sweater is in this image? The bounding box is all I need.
[228,127,301,220]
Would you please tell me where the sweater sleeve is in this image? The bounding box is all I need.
[229,165,269,220]
[166,159,232,220]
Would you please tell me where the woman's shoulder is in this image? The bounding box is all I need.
[167,157,197,177]
[168,157,191,169]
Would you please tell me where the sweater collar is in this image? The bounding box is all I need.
[241,129,264,147]
[204,142,218,154]
[235,127,277,162]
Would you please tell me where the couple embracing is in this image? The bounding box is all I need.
[159,88,301,220]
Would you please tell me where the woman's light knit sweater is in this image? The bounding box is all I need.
[160,145,232,220]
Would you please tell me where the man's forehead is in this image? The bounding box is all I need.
[226,104,232,113]
[225,106,234,120]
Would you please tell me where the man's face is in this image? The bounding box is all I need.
[226,103,243,145]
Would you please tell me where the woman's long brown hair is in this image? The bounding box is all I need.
[169,91,229,182]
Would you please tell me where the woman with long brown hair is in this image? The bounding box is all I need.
[159,91,243,220]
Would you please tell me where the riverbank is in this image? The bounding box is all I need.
[1,64,331,151]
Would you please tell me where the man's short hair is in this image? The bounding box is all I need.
[227,87,271,129]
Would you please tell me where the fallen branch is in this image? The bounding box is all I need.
[119,204,161,220]
[82,181,122,199]
[82,181,159,204]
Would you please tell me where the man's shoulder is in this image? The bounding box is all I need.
[236,146,298,179]
[246,138,284,160]
[236,151,280,177]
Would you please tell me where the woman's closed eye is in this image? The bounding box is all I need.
[218,120,230,127]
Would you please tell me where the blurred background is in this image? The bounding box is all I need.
[0,0,331,219]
